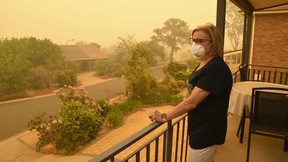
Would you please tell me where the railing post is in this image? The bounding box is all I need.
[166,121,173,162]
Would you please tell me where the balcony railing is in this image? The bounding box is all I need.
[232,64,288,85]
[89,115,188,162]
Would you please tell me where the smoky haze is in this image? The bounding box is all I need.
[0,0,216,47]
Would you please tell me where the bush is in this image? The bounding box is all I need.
[117,99,141,113]
[27,112,60,152]
[163,62,188,81]
[97,100,112,118]
[94,60,108,76]
[94,60,124,77]
[56,85,103,112]
[158,74,187,94]
[55,101,103,154]
[106,108,124,127]
[106,62,125,77]
[55,70,77,87]
[139,93,183,106]
[56,86,103,154]
[105,99,140,127]
[29,86,104,154]
[28,66,54,89]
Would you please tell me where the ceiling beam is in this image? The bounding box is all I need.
[230,0,253,14]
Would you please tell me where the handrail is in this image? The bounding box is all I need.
[232,69,241,83]
[233,64,288,84]
[88,121,163,162]
[89,114,188,162]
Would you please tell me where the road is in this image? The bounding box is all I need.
[0,66,165,141]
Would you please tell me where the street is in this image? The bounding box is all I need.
[0,66,165,141]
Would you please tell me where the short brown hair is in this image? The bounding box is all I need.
[192,23,224,58]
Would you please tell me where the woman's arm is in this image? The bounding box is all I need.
[148,86,210,122]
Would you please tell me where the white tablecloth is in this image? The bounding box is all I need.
[228,81,288,116]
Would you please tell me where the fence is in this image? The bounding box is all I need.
[237,64,288,85]
[89,115,189,162]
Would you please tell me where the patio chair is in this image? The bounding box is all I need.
[246,87,288,162]
[236,104,249,143]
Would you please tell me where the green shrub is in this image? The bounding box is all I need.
[94,60,108,76]
[159,74,180,94]
[29,86,104,154]
[117,99,141,113]
[55,101,103,154]
[106,108,124,127]
[94,60,124,77]
[27,66,53,89]
[55,70,77,87]
[163,62,188,81]
[159,74,187,94]
[105,100,140,127]
[139,93,183,106]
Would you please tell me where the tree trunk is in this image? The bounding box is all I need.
[169,48,174,63]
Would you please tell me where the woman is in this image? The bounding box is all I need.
[148,23,232,162]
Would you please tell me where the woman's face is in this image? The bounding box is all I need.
[192,31,212,55]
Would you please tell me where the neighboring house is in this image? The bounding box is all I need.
[60,44,108,72]
[250,4,288,67]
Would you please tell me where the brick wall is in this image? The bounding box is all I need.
[252,13,288,67]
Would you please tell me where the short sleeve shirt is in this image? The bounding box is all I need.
[187,56,232,149]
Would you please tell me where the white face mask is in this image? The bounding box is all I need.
[191,43,205,58]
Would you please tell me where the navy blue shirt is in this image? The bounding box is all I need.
[187,56,232,149]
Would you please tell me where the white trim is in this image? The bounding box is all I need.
[249,15,255,65]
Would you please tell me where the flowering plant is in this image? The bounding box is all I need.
[56,85,103,112]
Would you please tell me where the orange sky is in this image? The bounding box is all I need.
[0,0,216,47]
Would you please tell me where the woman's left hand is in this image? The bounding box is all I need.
[148,110,163,122]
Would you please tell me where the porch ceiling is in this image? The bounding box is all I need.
[230,0,288,13]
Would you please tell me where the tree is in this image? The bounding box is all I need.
[0,37,66,95]
[0,48,30,94]
[151,18,190,62]
[225,1,244,50]
[93,36,138,78]
[136,40,165,66]
[125,44,158,99]
[145,40,166,61]
[90,42,101,49]
[114,35,137,65]
[17,37,64,69]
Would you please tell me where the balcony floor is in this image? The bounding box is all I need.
[216,115,288,162]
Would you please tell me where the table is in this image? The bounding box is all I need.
[228,81,288,116]
[228,81,288,143]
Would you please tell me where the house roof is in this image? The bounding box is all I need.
[230,0,288,13]
[60,44,108,61]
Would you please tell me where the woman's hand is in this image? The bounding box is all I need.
[148,110,165,123]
